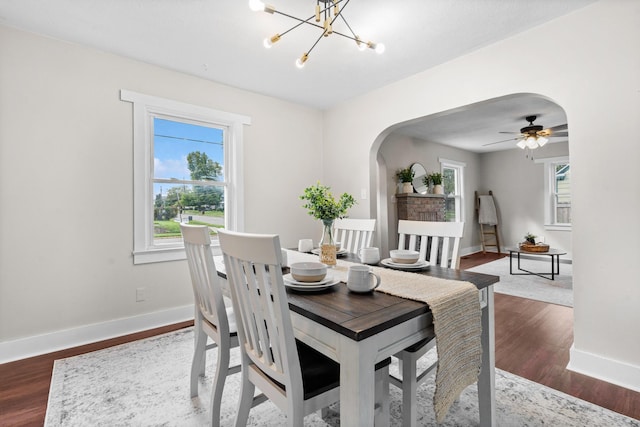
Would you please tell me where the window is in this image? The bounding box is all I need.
[121,90,250,264]
[440,158,465,222]
[536,156,571,230]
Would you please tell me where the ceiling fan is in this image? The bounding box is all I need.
[484,115,568,150]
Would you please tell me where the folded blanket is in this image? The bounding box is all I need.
[478,195,498,225]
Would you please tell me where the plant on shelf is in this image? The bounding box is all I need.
[422,174,432,187]
[300,182,356,266]
[396,167,415,194]
[396,167,415,183]
[429,172,444,194]
[428,172,443,186]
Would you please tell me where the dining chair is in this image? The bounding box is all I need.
[180,224,244,427]
[397,219,464,268]
[333,218,376,253]
[391,220,465,427]
[218,229,390,427]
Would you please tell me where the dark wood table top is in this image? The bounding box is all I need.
[283,253,499,341]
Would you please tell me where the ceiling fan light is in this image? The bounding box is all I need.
[516,139,527,149]
[526,136,538,149]
[537,136,549,146]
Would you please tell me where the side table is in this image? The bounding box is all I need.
[506,247,567,280]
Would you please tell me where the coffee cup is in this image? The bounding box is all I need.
[347,265,381,293]
[358,247,380,265]
[298,238,314,253]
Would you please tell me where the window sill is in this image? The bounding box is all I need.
[544,224,572,232]
[133,247,187,264]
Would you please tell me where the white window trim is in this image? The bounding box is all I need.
[120,90,249,264]
[535,156,572,232]
[439,158,466,222]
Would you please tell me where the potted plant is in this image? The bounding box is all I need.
[422,174,432,193]
[429,172,444,194]
[300,182,356,265]
[396,167,415,194]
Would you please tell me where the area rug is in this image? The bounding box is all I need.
[45,328,639,426]
[466,256,573,307]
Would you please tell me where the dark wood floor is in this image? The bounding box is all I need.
[1,252,639,425]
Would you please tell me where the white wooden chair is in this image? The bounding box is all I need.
[333,218,376,253]
[391,220,465,427]
[218,229,390,427]
[180,224,243,427]
[396,220,464,268]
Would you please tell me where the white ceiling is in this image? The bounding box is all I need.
[0,0,588,151]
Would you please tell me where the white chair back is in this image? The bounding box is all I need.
[181,224,231,338]
[334,218,376,253]
[397,220,464,269]
[217,230,301,406]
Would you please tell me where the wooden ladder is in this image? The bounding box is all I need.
[475,190,501,254]
[479,223,501,254]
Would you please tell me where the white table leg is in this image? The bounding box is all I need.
[478,285,496,426]
[338,336,378,427]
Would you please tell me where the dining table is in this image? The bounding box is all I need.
[215,251,499,427]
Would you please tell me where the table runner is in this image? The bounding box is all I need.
[285,250,482,423]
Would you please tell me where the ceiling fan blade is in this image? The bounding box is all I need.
[498,131,519,134]
[548,124,568,131]
[550,132,569,138]
[483,137,518,146]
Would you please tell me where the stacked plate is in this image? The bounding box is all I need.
[311,248,349,257]
[283,273,340,292]
[380,258,430,271]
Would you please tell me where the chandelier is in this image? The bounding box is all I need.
[249,0,385,68]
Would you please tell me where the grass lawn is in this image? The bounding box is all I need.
[154,219,222,238]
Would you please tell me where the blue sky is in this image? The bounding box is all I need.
[153,118,224,197]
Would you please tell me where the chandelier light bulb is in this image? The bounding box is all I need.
[374,43,385,54]
[526,136,538,149]
[296,53,309,69]
[249,0,264,12]
[263,34,280,48]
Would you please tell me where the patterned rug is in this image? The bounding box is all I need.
[466,257,573,307]
[45,327,639,426]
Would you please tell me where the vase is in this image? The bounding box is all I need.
[433,184,444,195]
[319,219,337,266]
[402,182,413,193]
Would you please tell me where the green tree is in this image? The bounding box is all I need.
[187,151,221,181]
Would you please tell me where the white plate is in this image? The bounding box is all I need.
[283,273,334,286]
[380,258,430,270]
[311,248,349,257]
[283,277,340,292]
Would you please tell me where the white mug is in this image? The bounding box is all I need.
[347,265,381,293]
[358,247,380,265]
[298,238,314,253]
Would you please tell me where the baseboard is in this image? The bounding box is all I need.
[0,305,194,364]
[568,345,640,393]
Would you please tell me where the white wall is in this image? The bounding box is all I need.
[324,1,640,390]
[0,25,324,357]
[480,142,572,257]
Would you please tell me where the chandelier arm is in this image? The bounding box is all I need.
[273,11,325,33]
[305,30,328,56]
